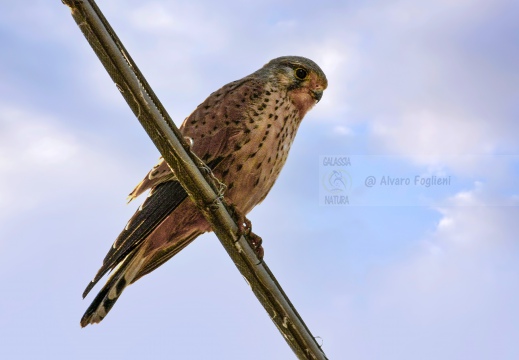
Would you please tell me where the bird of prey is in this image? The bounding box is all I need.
[81,56,328,327]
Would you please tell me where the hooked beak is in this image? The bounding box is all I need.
[311,89,323,103]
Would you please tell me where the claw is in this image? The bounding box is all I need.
[225,201,264,262]
[238,216,252,237]
[247,232,264,264]
[226,202,250,237]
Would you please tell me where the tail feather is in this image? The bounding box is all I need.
[80,247,146,327]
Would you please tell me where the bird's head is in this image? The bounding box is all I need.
[261,56,328,117]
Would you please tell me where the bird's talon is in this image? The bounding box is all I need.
[248,232,264,262]
[225,202,252,237]
[225,201,263,260]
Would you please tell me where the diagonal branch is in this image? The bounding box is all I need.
[62,1,328,359]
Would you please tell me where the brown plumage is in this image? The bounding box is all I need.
[80,56,328,327]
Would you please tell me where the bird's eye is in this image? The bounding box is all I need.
[294,68,308,80]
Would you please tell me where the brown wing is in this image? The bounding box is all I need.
[126,77,265,203]
[180,77,266,166]
[127,157,175,203]
[83,76,265,297]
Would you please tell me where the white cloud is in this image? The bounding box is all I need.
[306,39,361,122]
[0,1,74,41]
[0,104,128,219]
[370,109,497,168]
[386,183,519,300]
[1,1,518,359]
[332,125,354,136]
[306,0,519,170]
[331,184,519,359]
[127,2,177,32]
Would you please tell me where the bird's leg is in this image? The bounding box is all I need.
[226,202,264,262]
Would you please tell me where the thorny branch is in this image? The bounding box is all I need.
[62,1,328,359]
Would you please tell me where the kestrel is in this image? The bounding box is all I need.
[81,56,328,327]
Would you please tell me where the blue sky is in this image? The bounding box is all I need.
[1,0,518,359]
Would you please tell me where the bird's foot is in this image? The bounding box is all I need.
[246,232,264,262]
[226,202,264,262]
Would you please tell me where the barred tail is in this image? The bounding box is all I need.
[80,247,146,327]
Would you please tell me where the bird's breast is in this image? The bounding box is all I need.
[217,92,303,214]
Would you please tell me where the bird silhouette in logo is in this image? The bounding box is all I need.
[327,170,348,192]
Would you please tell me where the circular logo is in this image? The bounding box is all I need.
[322,169,351,193]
